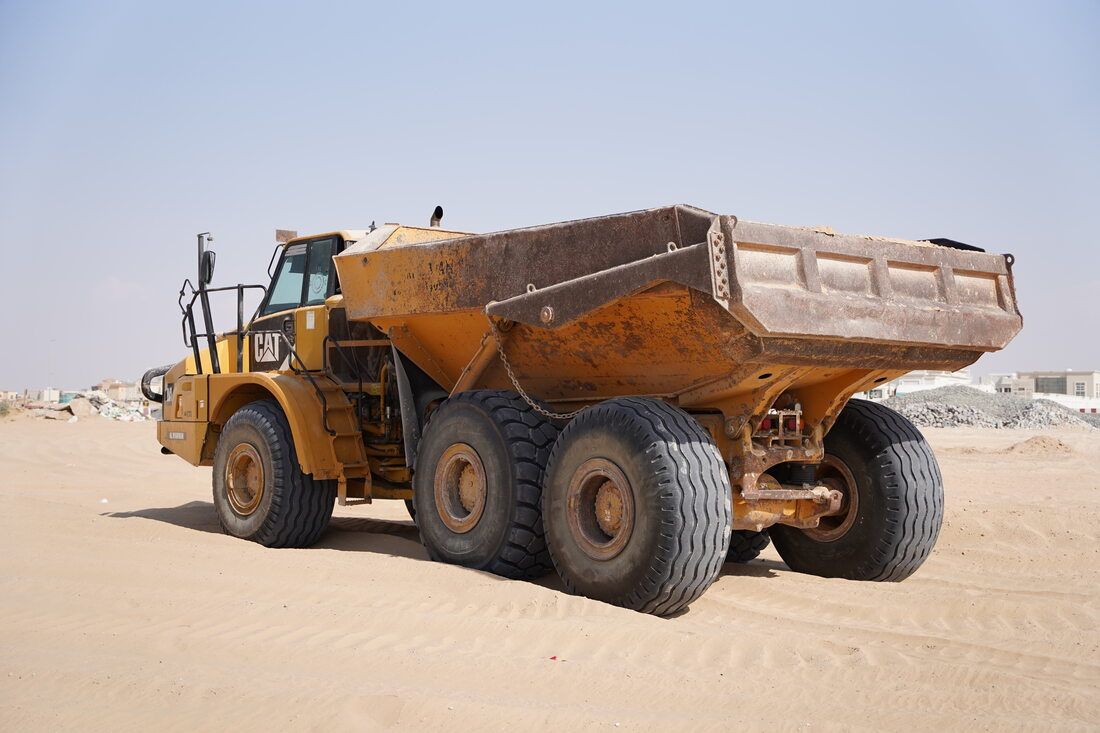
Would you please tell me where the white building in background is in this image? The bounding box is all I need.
[24,388,61,403]
[1016,370,1100,400]
[96,378,142,403]
[108,383,141,402]
[972,370,1098,415]
[864,369,971,401]
[1015,370,1100,415]
[861,368,1100,415]
[976,373,1035,398]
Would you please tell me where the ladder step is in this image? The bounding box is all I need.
[342,465,370,478]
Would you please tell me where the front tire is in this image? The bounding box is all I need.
[212,399,336,548]
[770,399,943,581]
[542,397,731,616]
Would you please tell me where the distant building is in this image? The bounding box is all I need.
[108,383,141,402]
[974,370,1099,415]
[864,369,971,400]
[25,388,61,403]
[97,378,141,402]
[0,390,19,401]
[987,375,1035,398]
[1017,370,1100,400]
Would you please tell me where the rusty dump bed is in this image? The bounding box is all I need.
[333,205,1021,427]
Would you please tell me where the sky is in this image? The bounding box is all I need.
[1,1,1097,390]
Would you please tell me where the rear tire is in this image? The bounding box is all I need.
[413,391,559,579]
[542,397,731,616]
[770,399,943,581]
[726,530,769,563]
[212,399,335,548]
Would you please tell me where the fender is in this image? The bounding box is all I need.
[205,372,347,479]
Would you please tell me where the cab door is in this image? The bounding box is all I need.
[250,237,340,372]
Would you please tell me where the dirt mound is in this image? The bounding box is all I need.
[1004,435,1075,455]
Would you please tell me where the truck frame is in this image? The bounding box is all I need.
[146,205,1021,615]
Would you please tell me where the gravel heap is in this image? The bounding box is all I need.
[29,390,149,422]
[882,386,1099,429]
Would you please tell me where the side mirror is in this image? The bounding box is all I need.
[201,250,216,285]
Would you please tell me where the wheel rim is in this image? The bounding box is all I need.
[225,443,265,516]
[566,458,635,561]
[802,454,859,542]
[434,443,487,534]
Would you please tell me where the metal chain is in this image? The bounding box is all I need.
[486,315,584,421]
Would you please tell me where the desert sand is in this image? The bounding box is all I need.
[1,415,1098,731]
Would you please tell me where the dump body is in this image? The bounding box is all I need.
[334,205,1021,434]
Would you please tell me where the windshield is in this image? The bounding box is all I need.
[262,243,306,315]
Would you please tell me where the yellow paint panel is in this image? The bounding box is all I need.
[157,420,209,465]
[293,305,328,371]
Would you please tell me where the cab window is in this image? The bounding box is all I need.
[305,238,336,305]
[260,237,340,316]
[262,243,307,315]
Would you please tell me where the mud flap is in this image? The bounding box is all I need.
[391,345,421,469]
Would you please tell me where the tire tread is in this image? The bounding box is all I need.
[772,399,942,581]
[418,390,558,580]
[545,397,731,616]
[217,399,335,548]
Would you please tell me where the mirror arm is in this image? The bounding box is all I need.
[195,232,221,373]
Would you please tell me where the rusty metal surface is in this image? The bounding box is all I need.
[335,207,1022,407]
[486,241,713,328]
[335,204,1023,501]
[335,205,715,319]
[433,443,487,534]
[719,217,1021,350]
[732,473,844,531]
[328,205,1023,530]
[566,458,635,561]
[801,455,860,542]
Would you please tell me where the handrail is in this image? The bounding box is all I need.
[323,336,371,425]
[178,283,268,374]
[178,281,382,438]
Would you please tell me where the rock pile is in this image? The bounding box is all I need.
[882,386,1098,429]
[29,390,149,422]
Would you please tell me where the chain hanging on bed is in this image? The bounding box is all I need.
[486,314,585,421]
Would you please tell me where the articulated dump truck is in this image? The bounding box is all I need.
[145,205,1021,616]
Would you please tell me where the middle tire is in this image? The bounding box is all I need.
[542,397,732,616]
[726,530,770,563]
[413,390,559,579]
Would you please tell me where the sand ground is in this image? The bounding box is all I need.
[1,415,1097,731]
